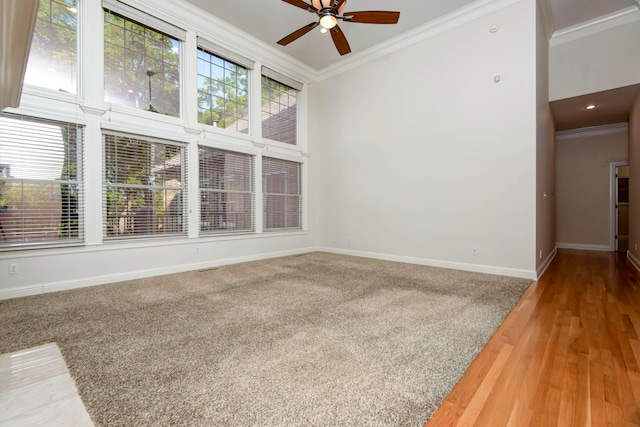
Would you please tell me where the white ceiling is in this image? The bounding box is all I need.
[183,0,640,130]
[185,0,479,70]
[184,0,639,71]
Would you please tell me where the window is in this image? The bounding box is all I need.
[199,147,254,234]
[24,0,78,93]
[261,68,302,145]
[0,114,84,248]
[103,132,186,239]
[103,3,183,117]
[197,48,249,133]
[262,157,301,230]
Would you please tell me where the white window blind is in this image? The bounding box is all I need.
[199,146,254,234]
[261,67,302,91]
[197,37,254,70]
[0,114,84,248]
[102,0,186,40]
[262,157,301,231]
[103,131,187,239]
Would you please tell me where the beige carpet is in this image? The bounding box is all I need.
[0,252,531,426]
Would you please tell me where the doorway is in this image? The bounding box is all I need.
[616,165,629,252]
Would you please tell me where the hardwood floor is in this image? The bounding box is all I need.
[426,249,640,426]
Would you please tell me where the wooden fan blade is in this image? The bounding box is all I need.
[282,0,317,12]
[277,22,319,46]
[336,0,347,13]
[343,11,400,24]
[330,25,351,55]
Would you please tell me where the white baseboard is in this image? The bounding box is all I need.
[0,247,321,301]
[536,247,557,279]
[318,247,538,280]
[0,246,541,301]
[556,243,611,251]
[629,251,640,273]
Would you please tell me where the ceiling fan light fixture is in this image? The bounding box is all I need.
[278,0,400,56]
[319,14,338,29]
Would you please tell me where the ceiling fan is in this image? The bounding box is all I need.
[277,0,400,56]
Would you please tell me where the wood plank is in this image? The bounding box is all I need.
[453,344,513,426]
[557,355,577,427]
[425,250,640,427]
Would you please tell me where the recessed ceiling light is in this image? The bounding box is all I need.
[586,104,596,110]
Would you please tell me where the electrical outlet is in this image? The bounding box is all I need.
[472,247,478,256]
[636,243,638,251]
[195,246,200,254]
[348,237,353,244]
[539,250,543,260]
[9,263,19,275]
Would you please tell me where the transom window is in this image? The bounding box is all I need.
[103,132,187,239]
[24,0,78,93]
[197,49,249,133]
[103,7,182,117]
[199,147,254,234]
[261,70,301,145]
[263,157,301,230]
[0,114,84,248]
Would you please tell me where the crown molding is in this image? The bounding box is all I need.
[315,0,522,82]
[555,122,628,140]
[550,6,640,47]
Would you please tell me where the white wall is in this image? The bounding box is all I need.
[535,0,555,274]
[0,0,318,299]
[629,94,640,268]
[555,128,628,250]
[549,18,640,101]
[311,0,538,278]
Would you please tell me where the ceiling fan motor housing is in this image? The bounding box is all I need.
[312,0,339,10]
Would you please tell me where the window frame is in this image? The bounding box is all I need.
[196,44,251,134]
[260,68,302,147]
[23,0,79,95]
[102,2,185,118]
